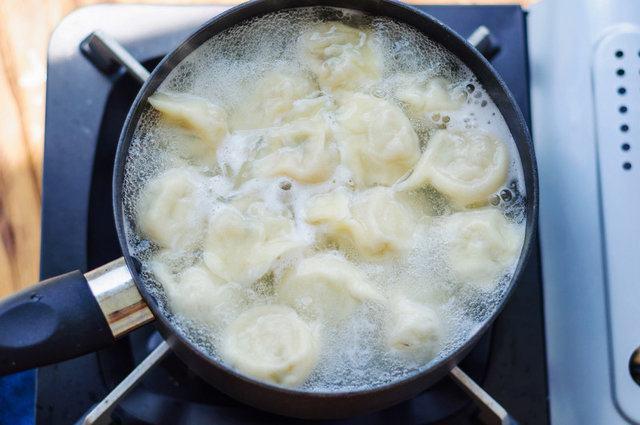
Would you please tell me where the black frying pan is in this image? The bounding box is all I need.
[0,0,537,419]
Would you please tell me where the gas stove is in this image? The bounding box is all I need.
[38,4,548,424]
[529,0,640,424]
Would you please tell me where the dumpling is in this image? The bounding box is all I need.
[230,70,319,130]
[298,22,382,92]
[148,91,228,164]
[277,253,383,321]
[385,294,442,359]
[396,130,509,206]
[442,208,524,290]
[136,167,207,251]
[222,305,319,386]
[348,187,417,255]
[203,203,303,285]
[394,76,466,118]
[252,118,340,184]
[335,94,421,187]
[150,260,244,329]
[305,187,415,258]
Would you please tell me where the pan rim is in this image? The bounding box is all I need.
[112,0,538,401]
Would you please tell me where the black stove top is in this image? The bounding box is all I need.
[38,4,547,424]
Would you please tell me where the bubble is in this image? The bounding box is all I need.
[500,189,513,202]
[279,180,292,190]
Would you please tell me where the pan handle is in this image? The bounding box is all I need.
[0,258,153,376]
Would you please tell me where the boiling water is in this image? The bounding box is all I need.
[122,7,526,392]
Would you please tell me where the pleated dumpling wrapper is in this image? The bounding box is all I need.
[252,117,340,184]
[298,22,383,92]
[305,186,416,259]
[277,252,383,322]
[397,129,509,207]
[441,208,524,290]
[150,259,245,330]
[222,305,319,386]
[148,92,228,165]
[385,294,442,360]
[136,167,209,251]
[336,93,421,188]
[203,202,304,285]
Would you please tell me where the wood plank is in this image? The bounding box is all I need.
[0,44,41,297]
[0,0,531,297]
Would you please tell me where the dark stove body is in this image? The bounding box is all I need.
[38,4,547,424]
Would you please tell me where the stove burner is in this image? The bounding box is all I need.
[38,5,547,425]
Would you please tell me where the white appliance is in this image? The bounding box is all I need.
[529,0,640,423]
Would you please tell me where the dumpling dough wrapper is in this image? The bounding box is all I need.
[397,129,509,207]
[305,186,416,258]
[442,208,524,290]
[136,167,209,251]
[298,22,382,92]
[277,252,383,321]
[222,305,319,386]
[149,91,228,165]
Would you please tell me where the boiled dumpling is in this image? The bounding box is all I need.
[396,129,509,206]
[203,203,303,285]
[277,252,383,321]
[150,259,244,329]
[442,208,524,290]
[348,187,416,256]
[136,167,208,251]
[298,22,382,92]
[222,305,319,386]
[336,93,420,187]
[148,91,228,164]
[230,70,319,130]
[385,294,442,359]
[394,76,466,118]
[252,118,339,184]
[305,187,415,258]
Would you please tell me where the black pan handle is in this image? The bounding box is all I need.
[0,258,154,376]
[0,270,114,375]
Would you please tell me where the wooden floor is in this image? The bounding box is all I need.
[0,0,531,298]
